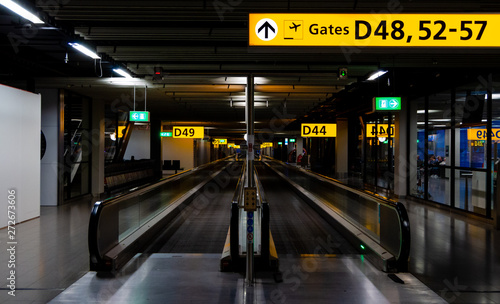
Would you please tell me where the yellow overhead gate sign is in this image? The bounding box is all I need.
[173,127,205,139]
[301,123,337,137]
[249,14,500,47]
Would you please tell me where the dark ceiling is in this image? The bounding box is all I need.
[1,1,500,140]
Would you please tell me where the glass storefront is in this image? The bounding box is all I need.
[409,73,499,218]
[364,114,395,193]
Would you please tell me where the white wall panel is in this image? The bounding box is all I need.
[0,84,41,227]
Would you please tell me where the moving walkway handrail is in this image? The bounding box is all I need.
[230,162,246,263]
[231,161,246,205]
[302,169,410,271]
[266,159,410,272]
[89,157,232,271]
[255,168,270,264]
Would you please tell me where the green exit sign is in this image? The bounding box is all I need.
[373,97,401,111]
[160,132,173,137]
[289,138,296,143]
[130,111,150,122]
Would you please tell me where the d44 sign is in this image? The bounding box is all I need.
[301,123,337,137]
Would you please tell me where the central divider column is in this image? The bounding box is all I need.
[245,75,255,285]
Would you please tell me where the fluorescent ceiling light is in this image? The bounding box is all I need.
[417,110,441,114]
[433,125,448,128]
[232,101,268,107]
[486,93,500,100]
[108,79,147,86]
[0,0,44,24]
[367,70,388,81]
[113,68,133,79]
[68,42,101,59]
[429,119,451,122]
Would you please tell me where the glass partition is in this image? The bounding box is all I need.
[492,74,500,216]
[90,159,232,270]
[409,74,498,218]
[364,114,395,192]
[426,91,452,206]
[455,83,488,213]
[62,90,92,200]
[411,97,426,199]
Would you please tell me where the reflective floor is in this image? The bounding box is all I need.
[404,198,500,303]
[49,254,446,304]
[0,196,96,303]
[0,168,499,303]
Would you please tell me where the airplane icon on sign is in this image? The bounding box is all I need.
[289,22,301,32]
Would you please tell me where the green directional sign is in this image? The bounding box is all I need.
[130,111,150,122]
[373,97,401,111]
[160,132,173,137]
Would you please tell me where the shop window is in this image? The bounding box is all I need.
[426,91,452,206]
[409,76,496,217]
[411,97,426,199]
[364,114,395,192]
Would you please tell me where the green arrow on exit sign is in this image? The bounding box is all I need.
[373,97,401,111]
[130,111,150,122]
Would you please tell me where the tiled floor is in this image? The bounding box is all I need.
[0,196,96,304]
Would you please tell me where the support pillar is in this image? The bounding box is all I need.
[335,118,348,180]
[394,99,409,198]
[150,118,162,180]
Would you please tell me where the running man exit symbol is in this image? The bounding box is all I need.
[284,20,303,40]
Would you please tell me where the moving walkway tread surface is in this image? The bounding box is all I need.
[53,161,449,303]
[255,163,358,256]
[147,161,242,253]
[266,161,380,238]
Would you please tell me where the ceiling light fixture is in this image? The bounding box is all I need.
[113,68,133,79]
[417,109,441,114]
[367,70,388,81]
[68,42,101,59]
[429,119,451,122]
[485,93,500,100]
[0,0,44,24]
[378,134,388,142]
